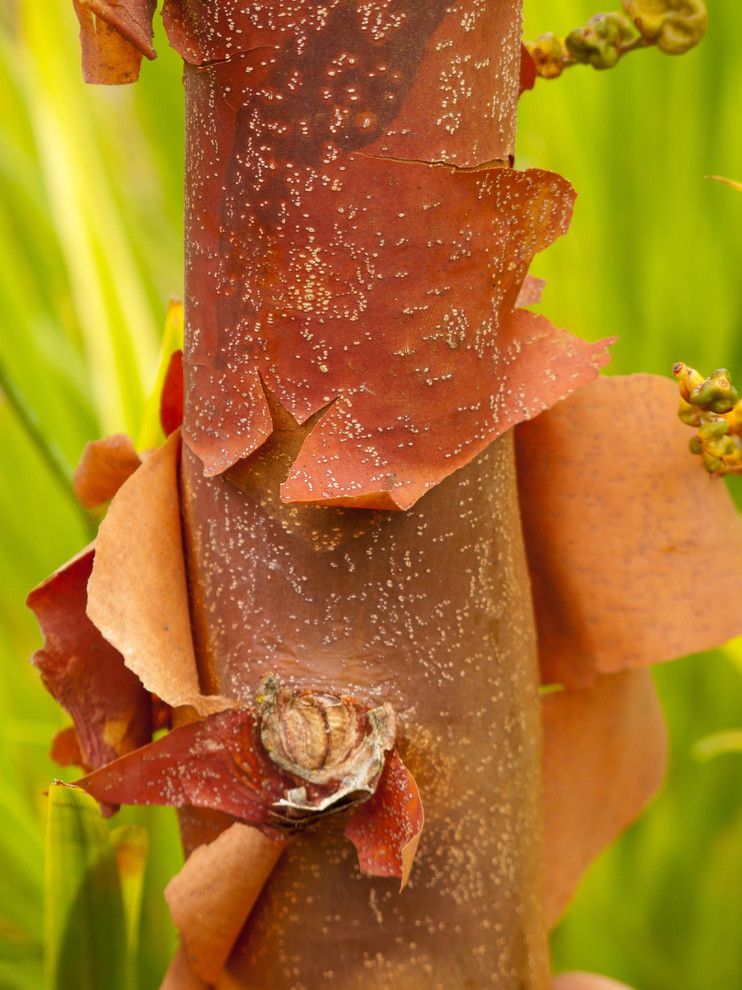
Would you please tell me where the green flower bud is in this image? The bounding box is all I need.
[672,361,705,400]
[690,369,739,414]
[622,0,707,55]
[677,398,702,426]
[566,13,637,69]
[688,435,702,455]
[701,452,722,474]
[698,418,729,441]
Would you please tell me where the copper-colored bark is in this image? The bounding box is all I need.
[517,374,742,689]
[182,432,548,987]
[73,433,141,508]
[73,0,156,85]
[541,669,668,925]
[165,823,286,984]
[86,431,232,716]
[170,2,565,984]
[171,0,607,507]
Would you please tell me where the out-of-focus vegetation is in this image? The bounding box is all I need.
[0,2,739,987]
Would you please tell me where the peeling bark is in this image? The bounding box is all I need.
[172,2,568,984]
[182,433,548,987]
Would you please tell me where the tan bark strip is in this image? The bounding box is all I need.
[517,374,742,689]
[86,430,231,716]
[542,669,668,925]
[165,823,286,985]
[73,0,156,85]
[160,947,207,990]
[73,433,141,508]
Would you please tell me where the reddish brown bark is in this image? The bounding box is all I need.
[182,433,548,987]
[27,547,152,772]
[170,1,596,984]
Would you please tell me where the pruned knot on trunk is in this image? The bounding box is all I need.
[257,674,396,822]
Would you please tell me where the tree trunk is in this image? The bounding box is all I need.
[181,432,547,987]
[176,1,548,984]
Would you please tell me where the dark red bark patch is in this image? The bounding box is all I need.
[27,547,152,771]
[519,43,537,94]
[345,749,424,887]
[77,709,286,827]
[160,349,185,436]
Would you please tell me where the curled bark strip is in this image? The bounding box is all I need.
[185,123,607,506]
[86,430,232,716]
[77,702,406,840]
[73,433,142,508]
[344,749,424,890]
[72,0,157,85]
[27,547,152,771]
[160,349,185,437]
[517,374,742,689]
[542,669,668,925]
[280,308,610,510]
[163,0,520,166]
[77,709,287,825]
[165,823,286,984]
[160,947,207,990]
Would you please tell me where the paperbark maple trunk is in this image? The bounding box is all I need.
[175,1,548,986]
[181,433,547,987]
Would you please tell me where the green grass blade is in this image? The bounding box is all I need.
[44,784,129,990]
[0,358,92,533]
[110,826,148,963]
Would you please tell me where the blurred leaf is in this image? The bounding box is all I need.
[693,730,742,760]
[707,174,742,191]
[44,783,129,990]
[0,357,91,533]
[111,826,148,960]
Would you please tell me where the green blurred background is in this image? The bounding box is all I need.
[0,2,739,987]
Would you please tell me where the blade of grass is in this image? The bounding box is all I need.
[44,783,129,990]
[0,359,92,532]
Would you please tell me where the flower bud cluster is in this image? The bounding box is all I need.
[525,0,707,80]
[674,362,742,476]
